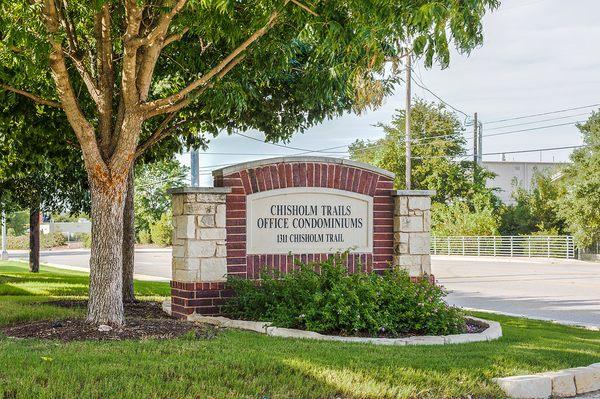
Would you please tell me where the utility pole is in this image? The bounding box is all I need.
[1,208,8,260]
[473,112,478,164]
[190,149,199,187]
[477,121,483,164]
[473,112,478,183]
[405,47,412,190]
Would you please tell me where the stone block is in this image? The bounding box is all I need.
[196,193,227,203]
[175,215,196,239]
[184,203,216,215]
[570,366,600,394]
[187,240,216,258]
[266,327,324,340]
[216,244,227,257]
[397,216,423,233]
[394,197,409,216]
[216,204,226,227]
[395,254,421,267]
[394,241,408,255]
[172,257,199,271]
[423,210,431,230]
[172,245,185,258]
[405,335,445,345]
[172,194,184,216]
[421,255,431,275]
[199,258,227,281]
[173,269,198,282]
[409,233,430,255]
[408,196,431,211]
[198,215,215,228]
[199,228,227,240]
[494,375,552,399]
[541,371,576,398]
[184,193,197,203]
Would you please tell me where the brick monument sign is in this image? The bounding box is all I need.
[169,156,434,319]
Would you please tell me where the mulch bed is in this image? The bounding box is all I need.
[1,301,217,342]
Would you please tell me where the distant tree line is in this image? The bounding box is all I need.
[349,100,600,249]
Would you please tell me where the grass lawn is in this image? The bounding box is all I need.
[0,261,598,399]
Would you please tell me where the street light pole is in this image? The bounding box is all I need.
[405,47,412,190]
[190,149,199,187]
[1,208,8,260]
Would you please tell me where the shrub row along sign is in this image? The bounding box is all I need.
[169,156,435,319]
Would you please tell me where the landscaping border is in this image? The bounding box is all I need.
[494,363,600,398]
[162,300,502,345]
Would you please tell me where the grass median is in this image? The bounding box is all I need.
[0,260,598,398]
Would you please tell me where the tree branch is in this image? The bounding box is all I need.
[43,0,107,175]
[0,84,62,108]
[141,7,283,116]
[290,0,319,16]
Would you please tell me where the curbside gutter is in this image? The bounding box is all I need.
[162,299,502,346]
[494,363,600,398]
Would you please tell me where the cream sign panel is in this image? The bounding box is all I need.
[246,188,373,254]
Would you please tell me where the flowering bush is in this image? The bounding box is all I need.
[223,255,465,337]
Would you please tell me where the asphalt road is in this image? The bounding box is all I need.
[433,256,600,328]
[10,249,172,281]
[8,250,600,328]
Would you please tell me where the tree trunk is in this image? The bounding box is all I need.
[29,205,40,273]
[122,168,136,303]
[86,179,127,327]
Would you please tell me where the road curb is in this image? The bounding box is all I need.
[494,363,600,398]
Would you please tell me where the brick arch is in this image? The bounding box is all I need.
[212,157,395,277]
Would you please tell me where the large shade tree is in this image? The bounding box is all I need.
[0,95,89,272]
[0,0,498,326]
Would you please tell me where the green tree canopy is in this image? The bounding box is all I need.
[134,158,188,236]
[559,110,600,247]
[499,172,566,236]
[349,99,495,204]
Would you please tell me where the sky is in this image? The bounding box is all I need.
[177,0,600,186]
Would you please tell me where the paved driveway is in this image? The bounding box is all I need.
[8,250,600,327]
[433,255,600,328]
[9,249,172,281]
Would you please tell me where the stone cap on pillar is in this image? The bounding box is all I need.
[168,187,232,195]
[392,190,436,197]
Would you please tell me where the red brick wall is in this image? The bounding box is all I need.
[170,160,396,319]
[213,160,395,277]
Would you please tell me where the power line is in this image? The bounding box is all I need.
[233,132,349,154]
[409,72,470,119]
[485,112,592,131]
[483,120,585,138]
[411,144,586,160]
[485,104,599,125]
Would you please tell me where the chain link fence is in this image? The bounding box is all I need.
[431,236,575,259]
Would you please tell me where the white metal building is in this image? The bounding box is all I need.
[483,161,566,204]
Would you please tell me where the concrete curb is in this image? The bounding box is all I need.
[494,363,600,398]
[162,300,502,345]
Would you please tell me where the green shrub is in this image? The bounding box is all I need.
[223,256,465,337]
[149,212,172,246]
[7,232,67,249]
[74,233,92,248]
[138,230,152,244]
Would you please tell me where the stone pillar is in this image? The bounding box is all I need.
[169,187,231,318]
[392,190,435,279]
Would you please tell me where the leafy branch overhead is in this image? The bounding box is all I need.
[0,0,498,178]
